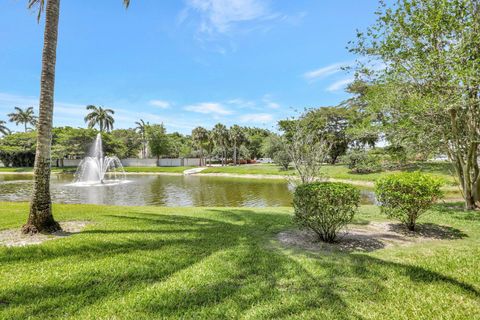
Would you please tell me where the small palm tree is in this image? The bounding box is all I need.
[192,126,209,166]
[229,125,246,165]
[84,105,115,132]
[8,107,37,132]
[212,123,229,166]
[135,119,149,158]
[0,120,10,136]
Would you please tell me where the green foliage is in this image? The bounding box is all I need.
[343,149,381,174]
[272,150,291,170]
[351,0,480,209]
[293,182,360,242]
[0,131,37,166]
[146,124,169,159]
[260,134,283,158]
[110,129,143,158]
[375,172,444,230]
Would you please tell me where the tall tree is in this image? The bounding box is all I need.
[191,126,209,166]
[84,105,115,132]
[146,124,169,161]
[0,120,10,136]
[229,125,245,165]
[8,107,37,132]
[351,0,480,210]
[135,119,149,158]
[23,0,131,234]
[212,123,229,166]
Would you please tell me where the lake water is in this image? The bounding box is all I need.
[0,174,375,207]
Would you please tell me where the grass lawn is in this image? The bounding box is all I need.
[201,164,296,176]
[201,162,457,185]
[0,202,479,319]
[122,166,193,173]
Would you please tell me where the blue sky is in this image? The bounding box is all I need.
[0,0,381,134]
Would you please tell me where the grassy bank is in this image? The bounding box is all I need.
[0,202,478,319]
[201,163,457,185]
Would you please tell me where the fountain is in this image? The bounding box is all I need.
[72,133,127,186]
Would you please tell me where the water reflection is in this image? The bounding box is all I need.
[0,174,376,207]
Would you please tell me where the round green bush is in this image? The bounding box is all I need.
[375,172,443,231]
[343,150,382,174]
[293,182,360,243]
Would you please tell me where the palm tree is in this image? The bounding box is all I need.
[229,125,245,165]
[8,107,37,132]
[84,105,115,132]
[135,119,149,158]
[191,126,209,166]
[0,120,10,136]
[212,123,229,166]
[23,0,131,235]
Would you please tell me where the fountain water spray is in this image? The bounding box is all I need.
[72,133,127,186]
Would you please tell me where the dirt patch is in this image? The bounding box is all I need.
[0,221,90,247]
[278,221,466,252]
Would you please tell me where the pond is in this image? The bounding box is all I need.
[0,174,375,207]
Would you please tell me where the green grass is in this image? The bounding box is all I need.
[201,162,457,185]
[123,166,193,173]
[201,164,296,176]
[0,202,479,319]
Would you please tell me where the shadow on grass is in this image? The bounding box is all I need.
[388,223,467,240]
[0,208,478,319]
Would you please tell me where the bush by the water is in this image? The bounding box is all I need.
[343,149,381,174]
[375,172,443,231]
[293,182,360,242]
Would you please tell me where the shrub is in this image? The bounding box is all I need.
[375,172,443,231]
[293,182,360,242]
[343,149,381,174]
[273,150,291,170]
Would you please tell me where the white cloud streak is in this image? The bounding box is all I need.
[303,61,351,81]
[184,102,232,115]
[239,113,272,123]
[149,100,171,109]
[184,0,272,34]
[326,77,354,92]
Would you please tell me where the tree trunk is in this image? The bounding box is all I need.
[233,143,237,165]
[23,0,61,234]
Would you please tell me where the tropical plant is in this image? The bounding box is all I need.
[191,126,208,166]
[84,105,115,132]
[212,123,229,166]
[135,119,149,158]
[375,172,443,231]
[8,107,37,132]
[229,125,246,165]
[0,120,10,136]
[293,182,360,243]
[23,0,130,235]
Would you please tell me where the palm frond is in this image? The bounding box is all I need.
[28,0,45,23]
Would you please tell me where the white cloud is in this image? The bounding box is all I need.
[184,102,232,115]
[149,99,171,109]
[326,77,354,92]
[239,113,273,123]
[262,95,280,109]
[183,0,276,34]
[303,61,351,81]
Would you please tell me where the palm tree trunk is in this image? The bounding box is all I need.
[24,122,27,133]
[23,0,61,234]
